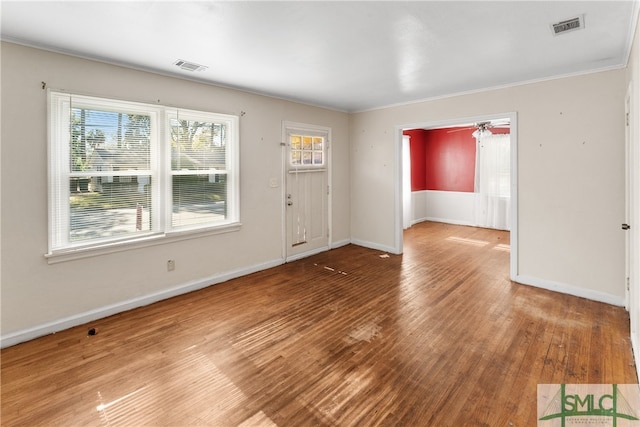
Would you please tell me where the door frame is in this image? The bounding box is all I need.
[626,83,633,311]
[626,81,640,367]
[281,121,332,262]
[394,112,519,280]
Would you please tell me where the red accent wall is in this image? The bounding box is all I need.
[404,126,509,193]
[404,129,426,191]
[424,128,476,192]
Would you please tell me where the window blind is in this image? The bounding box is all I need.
[48,91,239,254]
[169,111,229,229]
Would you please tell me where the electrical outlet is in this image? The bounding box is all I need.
[167,259,175,271]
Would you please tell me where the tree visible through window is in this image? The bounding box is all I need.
[169,114,229,228]
[69,108,152,242]
[48,91,239,254]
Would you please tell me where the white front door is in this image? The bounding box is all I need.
[283,122,330,261]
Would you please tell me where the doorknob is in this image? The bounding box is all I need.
[622,223,631,230]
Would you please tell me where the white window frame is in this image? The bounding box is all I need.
[287,130,327,170]
[46,91,240,263]
[165,108,239,233]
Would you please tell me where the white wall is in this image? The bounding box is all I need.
[351,69,627,304]
[0,42,350,344]
[411,190,475,227]
[411,191,511,231]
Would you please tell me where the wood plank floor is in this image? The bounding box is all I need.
[1,222,637,426]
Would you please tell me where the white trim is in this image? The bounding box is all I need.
[628,68,640,382]
[626,83,632,311]
[287,168,327,174]
[509,114,519,281]
[285,245,329,263]
[356,65,628,114]
[515,274,625,307]
[45,222,242,264]
[282,121,333,135]
[419,217,475,227]
[350,238,400,255]
[394,127,404,253]
[280,123,287,261]
[0,257,284,349]
[331,238,351,249]
[632,334,640,383]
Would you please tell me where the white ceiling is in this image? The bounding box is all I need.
[1,1,638,112]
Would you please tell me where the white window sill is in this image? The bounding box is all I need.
[45,222,242,264]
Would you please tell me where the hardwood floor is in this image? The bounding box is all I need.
[1,222,637,426]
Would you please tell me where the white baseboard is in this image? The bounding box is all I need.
[286,246,330,262]
[515,274,625,307]
[284,238,352,263]
[0,258,285,349]
[419,217,475,227]
[411,217,429,226]
[331,238,351,249]
[631,332,640,383]
[350,238,399,255]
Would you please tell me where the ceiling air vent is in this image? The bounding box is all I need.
[551,15,585,35]
[173,59,208,72]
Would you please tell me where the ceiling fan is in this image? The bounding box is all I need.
[446,119,510,136]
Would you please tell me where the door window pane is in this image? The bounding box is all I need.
[289,134,325,167]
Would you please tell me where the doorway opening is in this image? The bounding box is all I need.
[395,113,518,280]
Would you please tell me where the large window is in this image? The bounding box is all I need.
[48,91,239,255]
